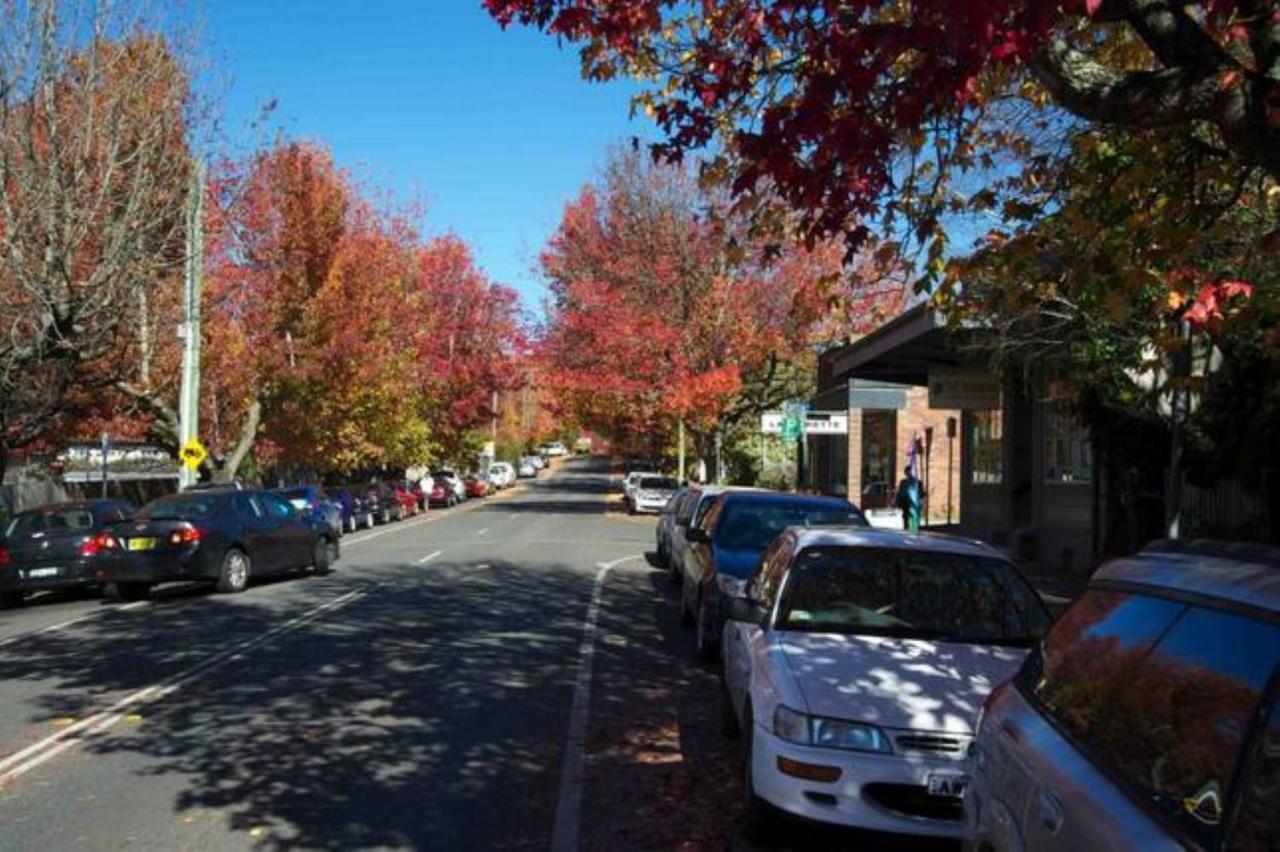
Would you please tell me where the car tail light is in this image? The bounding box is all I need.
[0,547,10,567]
[80,531,120,557]
[169,527,203,546]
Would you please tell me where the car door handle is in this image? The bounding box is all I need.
[1036,788,1064,835]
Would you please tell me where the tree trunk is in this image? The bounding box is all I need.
[211,399,262,483]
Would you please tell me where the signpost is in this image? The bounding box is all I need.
[180,438,208,477]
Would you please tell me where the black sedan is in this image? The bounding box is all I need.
[0,500,136,608]
[94,488,338,601]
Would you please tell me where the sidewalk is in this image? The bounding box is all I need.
[1017,561,1089,611]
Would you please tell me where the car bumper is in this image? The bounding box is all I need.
[95,546,217,585]
[0,560,98,592]
[633,497,668,513]
[751,726,969,838]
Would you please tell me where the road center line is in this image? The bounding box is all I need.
[475,527,489,537]
[550,554,642,852]
[415,550,442,565]
[0,584,373,786]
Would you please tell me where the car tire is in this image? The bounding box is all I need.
[365,512,374,530]
[215,548,250,594]
[381,508,392,525]
[346,516,356,533]
[109,582,151,603]
[740,707,775,842]
[695,591,719,663]
[313,539,333,576]
[720,671,741,740]
[0,590,25,609]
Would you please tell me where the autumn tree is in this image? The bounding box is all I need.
[540,150,903,474]
[488,0,1280,253]
[0,1,196,481]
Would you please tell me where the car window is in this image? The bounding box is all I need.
[140,496,221,520]
[639,476,677,490]
[676,491,700,525]
[6,507,96,538]
[1229,693,1280,851]
[714,500,865,551]
[698,496,725,532]
[261,493,295,519]
[232,493,263,519]
[1024,592,1280,847]
[753,536,794,608]
[775,546,1050,643]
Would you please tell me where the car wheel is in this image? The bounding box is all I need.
[740,706,775,842]
[695,591,719,663]
[382,508,392,524]
[720,670,741,740]
[313,538,333,576]
[109,582,151,603]
[365,512,375,530]
[346,516,356,533]
[0,590,25,609]
[216,548,250,594]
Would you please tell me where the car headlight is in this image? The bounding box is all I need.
[715,574,746,598]
[773,705,892,754]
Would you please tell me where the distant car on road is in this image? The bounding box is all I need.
[539,441,568,457]
[655,486,690,567]
[488,462,515,489]
[966,539,1280,852]
[722,527,1051,841]
[464,474,491,499]
[517,459,537,478]
[622,470,655,504]
[331,486,376,531]
[630,475,678,515]
[431,470,467,502]
[392,483,421,518]
[0,500,135,608]
[274,486,343,538]
[680,490,867,661]
[94,490,337,601]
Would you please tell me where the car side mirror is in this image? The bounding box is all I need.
[686,527,709,544]
[725,596,767,625]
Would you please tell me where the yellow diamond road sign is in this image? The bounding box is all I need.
[180,438,208,471]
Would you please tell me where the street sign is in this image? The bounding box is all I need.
[804,412,849,435]
[760,412,784,434]
[781,416,803,441]
[180,437,208,471]
[783,401,810,416]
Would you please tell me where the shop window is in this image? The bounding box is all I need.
[1043,401,1092,484]
[970,409,1003,485]
[860,410,896,509]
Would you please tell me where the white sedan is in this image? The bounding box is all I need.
[630,475,678,514]
[721,527,1051,840]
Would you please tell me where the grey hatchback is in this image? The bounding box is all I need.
[966,540,1279,852]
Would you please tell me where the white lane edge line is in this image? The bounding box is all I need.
[550,554,642,852]
[415,550,442,565]
[0,585,372,784]
[475,528,489,537]
[0,599,154,650]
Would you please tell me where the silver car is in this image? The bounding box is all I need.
[966,539,1280,852]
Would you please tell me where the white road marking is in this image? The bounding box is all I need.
[415,550,442,565]
[550,554,642,852]
[475,563,491,570]
[508,514,519,520]
[0,585,372,785]
[475,528,489,537]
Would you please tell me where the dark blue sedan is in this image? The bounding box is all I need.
[0,500,136,608]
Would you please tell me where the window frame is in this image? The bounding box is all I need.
[1016,582,1280,850]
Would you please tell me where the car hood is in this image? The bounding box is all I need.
[778,632,1027,734]
[712,546,763,579]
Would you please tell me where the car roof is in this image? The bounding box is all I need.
[1092,539,1280,614]
[717,490,854,508]
[782,526,1008,560]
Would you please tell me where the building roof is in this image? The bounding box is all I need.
[820,302,982,387]
[1093,539,1280,615]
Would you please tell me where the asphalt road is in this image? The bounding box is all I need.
[0,457,673,851]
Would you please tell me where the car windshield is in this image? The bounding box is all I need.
[716,500,864,551]
[775,546,1051,645]
[639,477,677,490]
[138,495,221,521]
[6,508,95,538]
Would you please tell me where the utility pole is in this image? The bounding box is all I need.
[178,161,205,490]
[1165,320,1191,539]
[677,420,686,483]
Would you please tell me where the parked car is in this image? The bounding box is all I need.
[392,483,421,518]
[464,474,490,499]
[524,454,546,472]
[427,475,460,508]
[722,527,1052,841]
[94,489,337,601]
[331,487,376,531]
[0,500,135,608]
[966,539,1280,852]
[274,486,343,538]
[432,469,467,502]
[655,487,691,567]
[629,475,679,515]
[364,482,403,524]
[488,462,515,489]
[664,485,727,581]
[623,470,655,503]
[680,490,867,661]
[539,441,568,457]
[517,459,537,478]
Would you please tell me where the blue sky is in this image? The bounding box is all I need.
[200,1,649,312]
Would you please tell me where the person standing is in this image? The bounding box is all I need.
[895,470,923,532]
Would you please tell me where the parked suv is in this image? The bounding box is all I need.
[967,540,1280,852]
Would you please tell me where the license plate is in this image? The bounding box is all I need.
[26,567,60,579]
[127,537,157,551]
[927,774,969,798]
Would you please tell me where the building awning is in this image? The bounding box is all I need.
[824,303,974,387]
